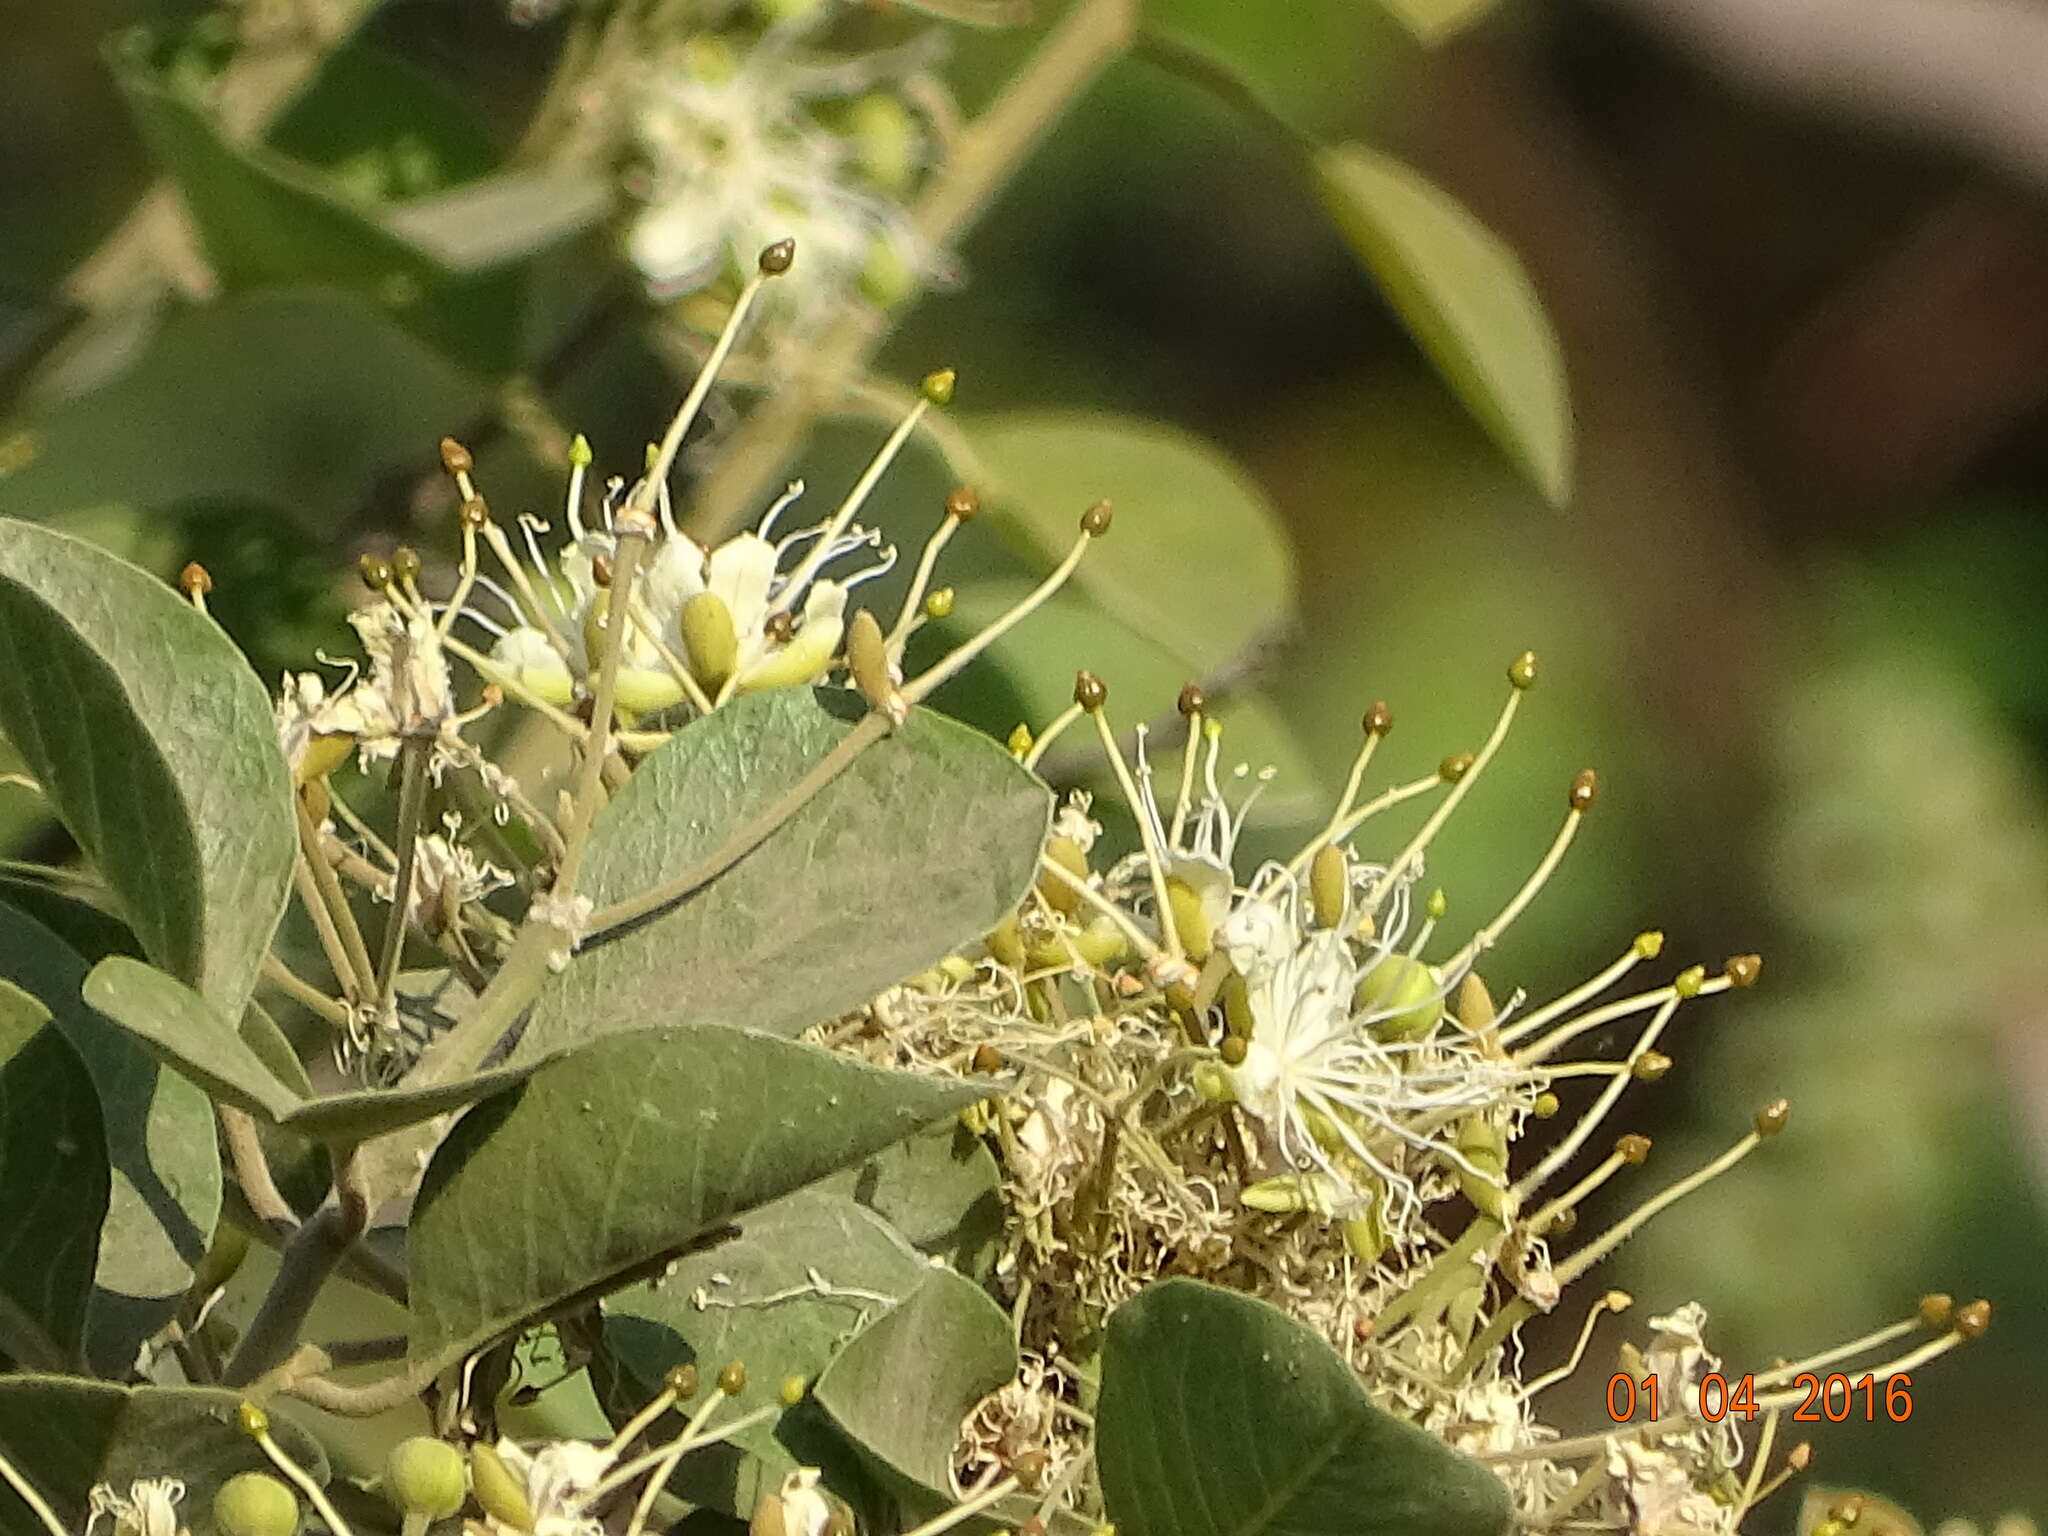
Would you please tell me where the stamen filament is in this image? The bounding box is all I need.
[1525,1148,1632,1238]
[1090,705,1183,960]
[898,1476,1022,1536]
[1022,703,1084,770]
[1756,1331,1964,1411]
[1168,706,1203,847]
[771,397,928,615]
[1514,978,1727,1069]
[1497,940,1658,1048]
[637,265,774,516]
[1522,1290,1629,1398]
[1284,722,1387,878]
[480,521,574,657]
[1553,1127,1765,1287]
[903,529,1091,705]
[252,1422,356,1536]
[886,512,962,651]
[1751,1315,1922,1390]
[1364,684,1524,913]
[437,524,482,640]
[0,1448,66,1536]
[1443,803,1584,974]
[1036,851,1161,958]
[1514,997,1683,1198]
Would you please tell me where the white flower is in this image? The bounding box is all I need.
[86,1480,185,1536]
[487,1438,614,1536]
[624,32,926,326]
[1605,1441,1726,1536]
[401,830,513,932]
[751,1467,840,1536]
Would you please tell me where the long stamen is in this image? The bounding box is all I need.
[1756,1328,1973,1412]
[1496,932,1663,1048]
[1520,1289,1631,1398]
[1021,703,1084,770]
[1512,991,1688,1198]
[1285,701,1393,877]
[887,486,975,651]
[436,514,485,640]
[1036,852,1160,958]
[566,434,592,542]
[634,243,790,519]
[1551,1103,1784,1287]
[1523,1138,1644,1237]
[1750,1313,1925,1390]
[480,520,574,656]
[1169,686,1206,847]
[904,505,1107,706]
[1363,675,1526,915]
[1442,772,1594,975]
[771,370,946,615]
[1512,973,1725,1069]
[1083,677,1183,963]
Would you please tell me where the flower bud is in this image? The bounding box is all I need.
[859,237,916,310]
[847,609,899,720]
[1356,955,1442,1041]
[1309,844,1348,930]
[469,1443,534,1533]
[1037,835,1090,916]
[384,1437,466,1519]
[214,1473,299,1536]
[988,914,1026,968]
[1455,973,1496,1034]
[847,91,918,192]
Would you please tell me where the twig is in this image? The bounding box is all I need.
[222,1148,371,1387]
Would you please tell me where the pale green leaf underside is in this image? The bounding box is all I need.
[516,689,1049,1059]
[1097,1279,1514,1536]
[0,519,294,1020]
[1316,145,1572,507]
[407,1026,982,1377]
[82,957,536,1141]
[1,905,221,1377]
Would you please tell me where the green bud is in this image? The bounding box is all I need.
[847,92,918,192]
[1191,1061,1234,1102]
[680,591,738,691]
[1309,844,1348,930]
[384,1437,466,1520]
[470,1442,534,1533]
[1038,834,1092,917]
[1355,955,1442,1041]
[1164,877,1213,961]
[214,1474,299,1536]
[859,236,917,309]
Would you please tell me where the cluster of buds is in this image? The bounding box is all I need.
[847,653,1996,1533]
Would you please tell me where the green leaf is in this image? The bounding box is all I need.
[598,1188,931,1516]
[813,1269,1017,1505]
[515,689,1049,1059]
[407,1026,983,1378]
[107,31,527,372]
[0,981,107,1373]
[1373,0,1499,46]
[1,292,491,534]
[1315,144,1572,507]
[0,876,141,964]
[811,1123,1005,1277]
[1,905,221,1378]
[0,1377,326,1536]
[81,957,539,1142]
[1097,1279,1514,1536]
[967,412,1296,680]
[0,519,295,1020]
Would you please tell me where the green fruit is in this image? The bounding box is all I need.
[1354,954,1442,1041]
[384,1437,467,1519]
[213,1473,299,1536]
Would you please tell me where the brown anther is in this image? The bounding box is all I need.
[758,238,796,274]
[1178,682,1208,718]
[1831,1495,1866,1525]
[1548,1205,1577,1233]
[1569,768,1599,812]
[1615,1133,1652,1165]
[1008,1450,1048,1492]
[1724,953,1763,988]
[1508,650,1538,690]
[1080,499,1113,538]
[1753,1098,1791,1138]
[591,552,614,588]
[439,437,474,477]
[944,485,979,521]
[358,553,394,591]
[392,545,422,584]
[764,610,795,644]
[1631,1051,1673,1082]
[971,1043,1004,1075]
[1955,1299,1993,1338]
[178,561,212,596]
[1787,1443,1813,1472]
[1219,1035,1249,1067]
[1074,669,1107,711]
[1352,1317,1374,1343]
[1918,1293,1954,1329]
[1019,1519,1049,1536]
[1439,752,1475,784]
[1363,700,1393,737]
[459,495,491,531]
[480,684,504,709]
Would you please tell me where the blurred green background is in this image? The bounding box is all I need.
[5,0,2046,1524]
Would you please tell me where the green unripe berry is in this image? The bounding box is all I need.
[1355,955,1442,1041]
[384,1437,466,1519]
[214,1473,299,1536]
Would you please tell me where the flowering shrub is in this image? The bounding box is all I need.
[0,238,1993,1536]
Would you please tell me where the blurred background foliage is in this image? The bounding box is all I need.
[4,0,2046,1525]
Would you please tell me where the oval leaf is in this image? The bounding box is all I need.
[967,412,1296,679]
[2,906,221,1378]
[515,689,1049,1059]
[0,980,108,1373]
[0,1377,325,1536]
[1315,145,1572,507]
[1098,1278,1514,1536]
[407,1026,983,1377]
[0,519,295,1019]
[813,1268,1017,1505]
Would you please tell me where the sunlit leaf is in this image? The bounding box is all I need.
[1316,144,1571,507]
